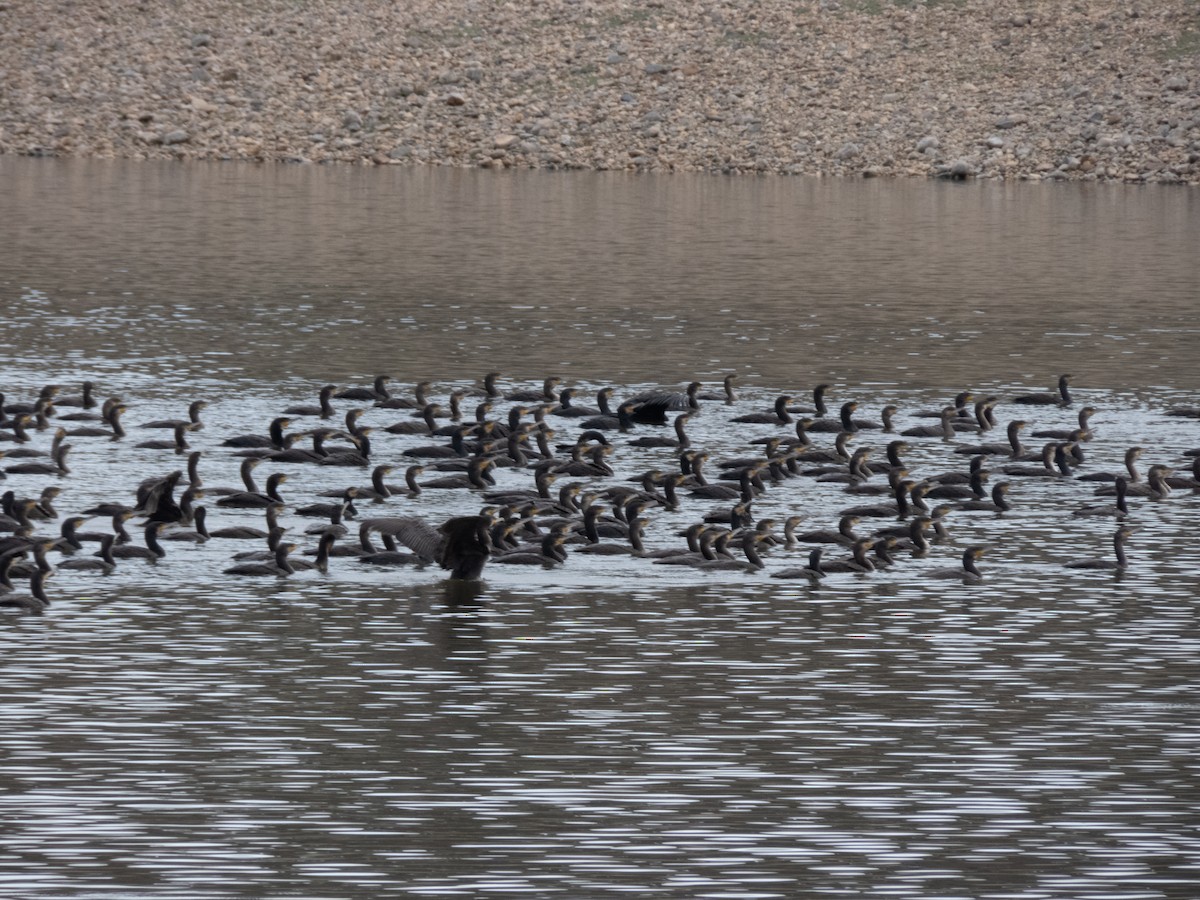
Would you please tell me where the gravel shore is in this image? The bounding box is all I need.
[2,0,1198,182]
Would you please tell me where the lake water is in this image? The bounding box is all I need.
[1,158,1199,898]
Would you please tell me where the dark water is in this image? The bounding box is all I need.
[1,158,1199,898]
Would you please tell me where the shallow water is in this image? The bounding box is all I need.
[1,158,1199,898]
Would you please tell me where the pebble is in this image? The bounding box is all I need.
[947,159,974,179]
[0,0,1195,183]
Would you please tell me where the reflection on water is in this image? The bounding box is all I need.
[1,158,1199,898]
[2,158,1199,389]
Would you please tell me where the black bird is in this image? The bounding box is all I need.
[365,515,494,581]
[1065,525,1135,571]
[1013,374,1072,406]
[927,546,986,583]
[284,384,339,418]
[336,374,392,402]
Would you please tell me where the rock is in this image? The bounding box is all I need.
[836,142,860,160]
[1165,76,1188,92]
[444,93,466,106]
[493,134,519,150]
[191,33,211,48]
[644,64,670,76]
[915,135,939,153]
[947,159,973,178]
[986,136,1005,148]
[994,115,1026,129]
[163,129,189,145]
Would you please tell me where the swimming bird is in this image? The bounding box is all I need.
[697,374,737,404]
[818,538,876,573]
[1013,374,1072,406]
[109,522,167,561]
[336,374,392,403]
[770,547,825,583]
[284,384,339,418]
[901,406,958,439]
[364,514,495,580]
[224,541,297,576]
[1078,447,1144,484]
[377,380,434,410]
[58,534,117,573]
[161,506,211,543]
[1073,477,1129,518]
[626,382,701,424]
[223,417,292,450]
[955,481,1013,513]
[140,400,208,431]
[732,395,793,425]
[0,569,52,613]
[1031,406,1096,440]
[216,472,288,509]
[1065,525,1135,570]
[927,546,986,583]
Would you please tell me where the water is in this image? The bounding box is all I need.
[1,158,1199,898]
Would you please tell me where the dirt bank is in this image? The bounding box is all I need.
[2,0,1197,182]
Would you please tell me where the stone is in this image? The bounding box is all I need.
[163,129,189,145]
[948,159,973,178]
[915,135,939,153]
[1165,76,1188,92]
[444,93,466,106]
[836,142,860,160]
[493,134,519,149]
[995,115,1026,129]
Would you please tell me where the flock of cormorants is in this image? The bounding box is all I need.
[2,372,1197,613]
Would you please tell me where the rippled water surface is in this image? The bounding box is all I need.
[1,158,1199,898]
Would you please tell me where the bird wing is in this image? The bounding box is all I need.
[362,516,444,562]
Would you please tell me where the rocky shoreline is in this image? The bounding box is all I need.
[2,0,1198,183]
